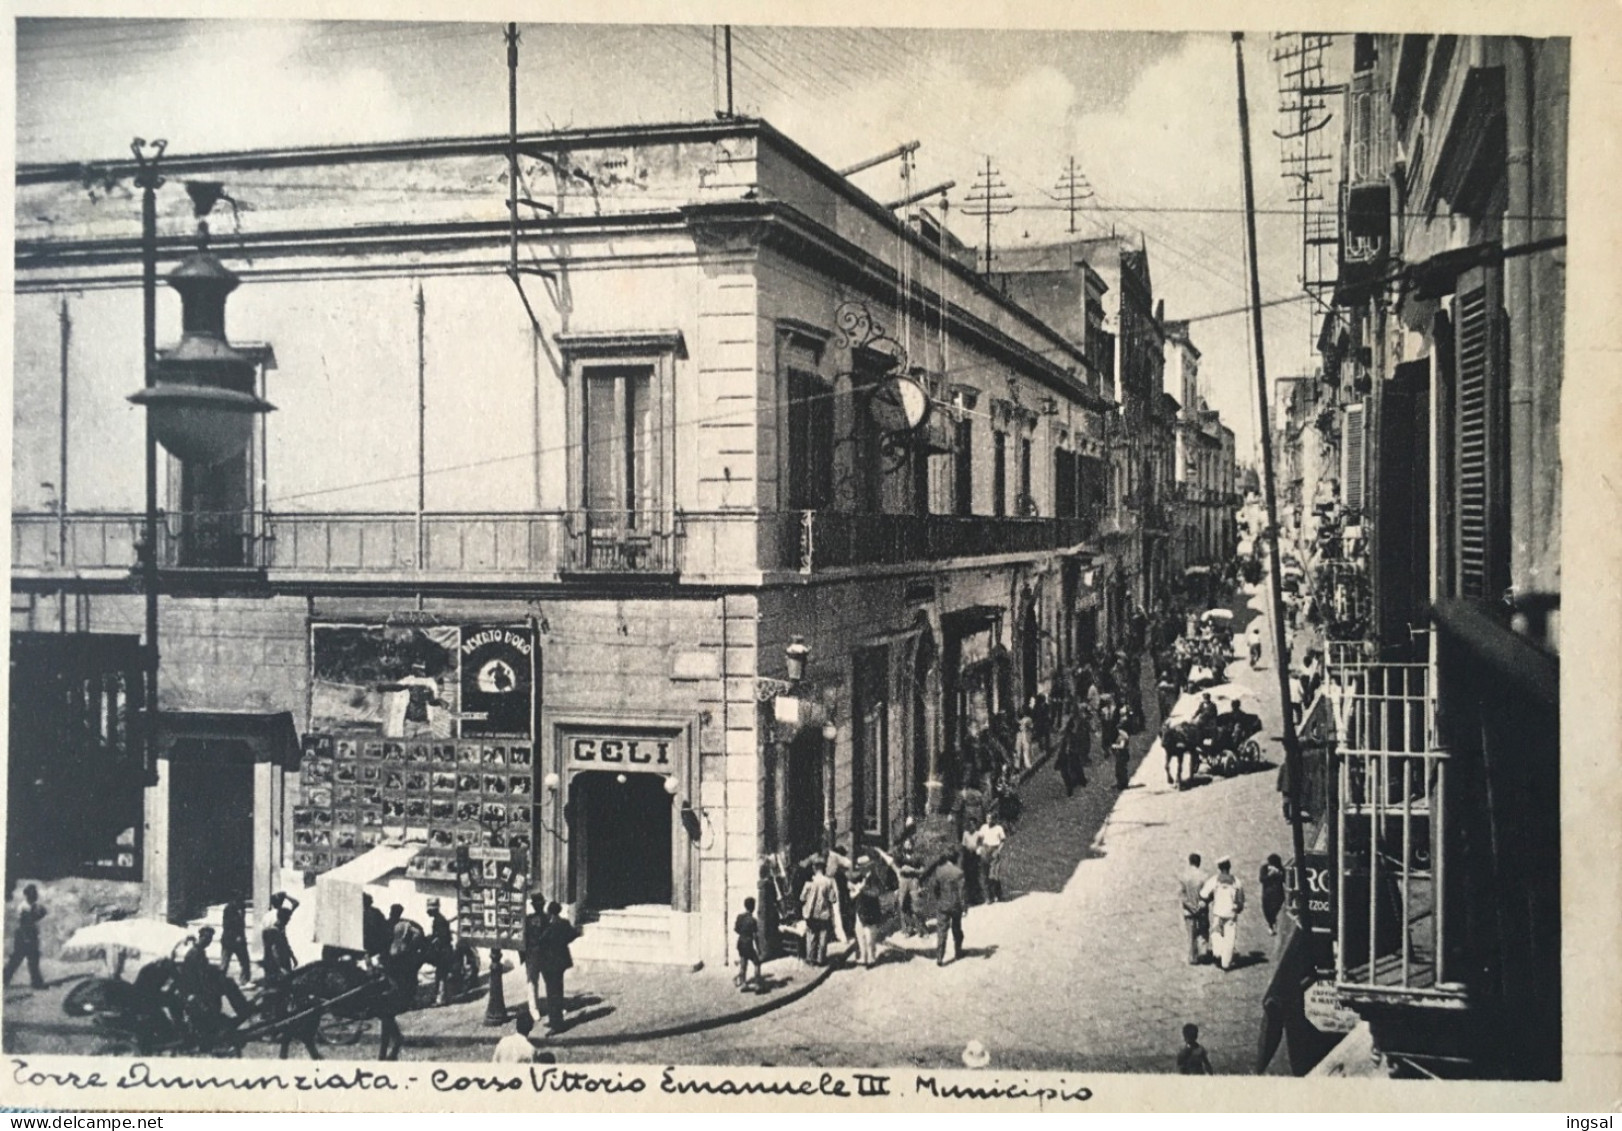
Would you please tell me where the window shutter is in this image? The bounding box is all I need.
[1342,402,1367,512]
[1452,264,1507,601]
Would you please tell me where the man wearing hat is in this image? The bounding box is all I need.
[1200,857,1246,971]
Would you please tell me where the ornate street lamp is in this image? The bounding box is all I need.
[129,181,276,466]
[126,147,274,787]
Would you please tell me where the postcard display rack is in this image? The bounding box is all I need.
[293,622,537,947]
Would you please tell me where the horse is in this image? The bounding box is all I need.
[1161,719,1202,789]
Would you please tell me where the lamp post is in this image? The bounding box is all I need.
[131,139,164,782]
[127,146,276,920]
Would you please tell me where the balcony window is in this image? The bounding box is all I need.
[953,416,974,517]
[558,330,683,574]
[786,367,834,511]
[992,431,1007,518]
[1328,660,1455,1001]
[170,449,255,569]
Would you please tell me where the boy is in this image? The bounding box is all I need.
[1176,1022,1214,1074]
[734,897,764,991]
[492,1008,539,1063]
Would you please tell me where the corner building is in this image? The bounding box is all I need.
[12,119,1118,969]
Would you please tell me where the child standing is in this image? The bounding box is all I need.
[733,897,764,991]
[1176,1023,1214,1074]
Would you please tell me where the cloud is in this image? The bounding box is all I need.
[19,21,421,159]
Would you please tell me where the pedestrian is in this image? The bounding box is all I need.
[1057,709,1091,796]
[800,863,838,967]
[734,897,764,990]
[1032,693,1051,753]
[1015,710,1034,772]
[851,859,885,969]
[896,842,925,937]
[928,855,966,966]
[534,901,579,1032]
[825,844,855,945]
[1178,853,1210,965]
[1259,854,1287,937]
[1201,857,1246,972]
[1177,1023,1215,1074]
[492,1008,539,1063]
[1110,727,1131,789]
[261,902,297,980]
[976,814,1009,903]
[960,819,984,907]
[4,884,47,990]
[361,893,390,968]
[218,898,253,984]
[425,897,455,1004]
[521,893,550,1022]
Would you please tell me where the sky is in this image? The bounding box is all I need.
[15,18,1343,463]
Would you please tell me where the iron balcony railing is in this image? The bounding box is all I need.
[16,508,1105,579]
[1326,659,1462,1004]
[769,511,1098,572]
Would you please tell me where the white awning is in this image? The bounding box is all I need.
[313,843,422,952]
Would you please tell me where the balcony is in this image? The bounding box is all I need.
[15,508,1102,583]
[765,511,1097,573]
[1325,660,1463,1008]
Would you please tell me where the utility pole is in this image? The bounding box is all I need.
[723,26,734,118]
[1271,33,1341,324]
[1234,33,1313,939]
[962,156,1015,275]
[505,23,520,282]
[1054,156,1094,235]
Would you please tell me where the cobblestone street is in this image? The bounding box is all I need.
[575,591,1299,1074]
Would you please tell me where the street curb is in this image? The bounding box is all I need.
[535,952,841,1049]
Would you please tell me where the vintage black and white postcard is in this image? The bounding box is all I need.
[2,0,1617,1113]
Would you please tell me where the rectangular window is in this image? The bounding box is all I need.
[1018,436,1033,515]
[786,367,833,510]
[852,647,889,844]
[953,418,974,516]
[993,432,1007,517]
[583,367,653,522]
[1055,448,1076,518]
[176,451,251,567]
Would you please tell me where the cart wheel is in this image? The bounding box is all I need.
[318,1012,375,1047]
[1242,739,1261,766]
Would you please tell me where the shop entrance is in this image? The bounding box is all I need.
[570,771,672,910]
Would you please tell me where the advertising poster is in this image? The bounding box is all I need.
[459,625,536,738]
[454,843,531,950]
[309,623,460,738]
[294,622,536,882]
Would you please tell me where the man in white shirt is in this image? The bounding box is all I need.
[976,816,1009,903]
[491,1009,538,1063]
[1199,857,1246,971]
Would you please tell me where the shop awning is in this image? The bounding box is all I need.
[313,843,422,952]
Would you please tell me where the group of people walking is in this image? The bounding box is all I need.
[1176,851,1288,972]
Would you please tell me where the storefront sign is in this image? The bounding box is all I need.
[569,736,673,768]
[1303,979,1359,1034]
